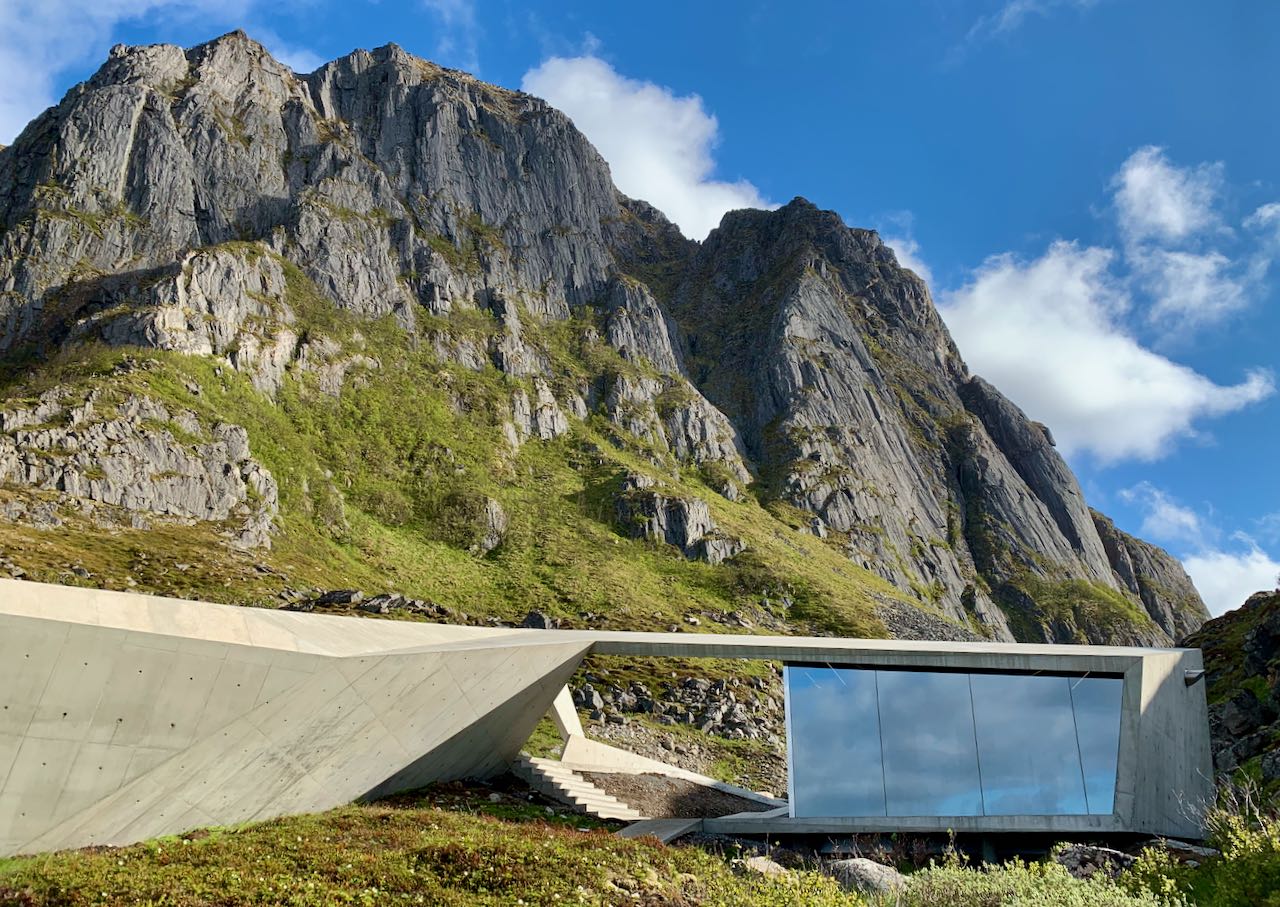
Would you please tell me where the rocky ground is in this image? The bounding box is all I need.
[581,772,774,819]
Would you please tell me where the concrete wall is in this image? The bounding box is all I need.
[0,581,592,855]
[0,579,1214,853]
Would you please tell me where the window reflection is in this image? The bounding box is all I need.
[785,666,1123,818]
[971,674,1087,815]
[1070,676,1123,814]
[878,670,984,816]
[786,667,885,817]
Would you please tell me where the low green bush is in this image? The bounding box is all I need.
[1124,785,1280,907]
[877,852,1179,907]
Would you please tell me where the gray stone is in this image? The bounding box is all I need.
[1222,690,1263,737]
[824,858,904,894]
[614,479,743,565]
[741,856,787,877]
[314,589,363,606]
[1054,843,1136,880]
[1262,748,1280,782]
[0,390,277,548]
[521,610,558,630]
[473,498,508,555]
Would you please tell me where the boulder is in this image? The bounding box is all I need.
[824,858,904,894]
[520,610,558,629]
[741,856,787,878]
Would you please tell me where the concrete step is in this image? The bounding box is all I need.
[617,818,703,843]
[512,755,647,822]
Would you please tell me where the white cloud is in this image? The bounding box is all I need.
[1120,482,1206,547]
[255,29,325,73]
[884,235,934,286]
[521,55,772,240]
[1119,483,1279,617]
[1246,202,1280,238]
[981,0,1100,37]
[1138,248,1247,328]
[421,0,480,74]
[1183,543,1280,617]
[1112,145,1222,246]
[955,0,1100,59]
[939,240,1273,462]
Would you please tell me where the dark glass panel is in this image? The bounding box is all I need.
[786,666,886,817]
[970,673,1088,815]
[877,670,983,816]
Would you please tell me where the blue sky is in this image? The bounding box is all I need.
[2,0,1276,614]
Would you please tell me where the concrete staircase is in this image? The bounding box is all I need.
[512,755,647,822]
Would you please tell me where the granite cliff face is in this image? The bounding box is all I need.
[0,32,1208,643]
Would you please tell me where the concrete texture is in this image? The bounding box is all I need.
[0,580,591,855]
[0,579,1213,854]
[616,818,703,842]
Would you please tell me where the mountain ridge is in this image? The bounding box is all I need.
[0,31,1207,645]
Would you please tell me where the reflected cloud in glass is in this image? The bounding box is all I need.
[786,666,886,817]
[971,673,1087,815]
[877,670,984,816]
[1070,676,1123,814]
[785,666,1123,819]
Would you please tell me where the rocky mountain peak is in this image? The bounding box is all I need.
[0,35,1210,646]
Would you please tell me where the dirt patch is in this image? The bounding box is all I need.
[581,772,778,819]
[587,721,788,794]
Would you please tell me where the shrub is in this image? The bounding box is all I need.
[1125,783,1280,907]
[885,854,1180,907]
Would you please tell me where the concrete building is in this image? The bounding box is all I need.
[0,579,1212,855]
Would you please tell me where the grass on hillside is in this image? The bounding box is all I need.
[0,789,852,907]
[5,784,1279,907]
[0,243,930,641]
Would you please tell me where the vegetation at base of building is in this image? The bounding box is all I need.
[1122,787,1280,907]
[3,783,1278,906]
[886,857,1174,907]
[0,792,851,907]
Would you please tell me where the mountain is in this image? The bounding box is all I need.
[0,32,1208,644]
[1183,589,1280,789]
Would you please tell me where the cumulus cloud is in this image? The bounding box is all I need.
[884,235,934,286]
[1111,145,1223,246]
[1105,146,1263,332]
[1183,544,1280,617]
[521,55,772,240]
[1120,483,1279,616]
[938,240,1272,462]
[1119,482,1206,547]
[0,0,322,142]
[1138,248,1247,328]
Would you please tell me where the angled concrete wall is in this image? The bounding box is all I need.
[0,581,592,855]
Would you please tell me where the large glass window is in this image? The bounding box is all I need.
[786,667,886,816]
[786,666,1123,818]
[878,670,983,816]
[1070,676,1124,814]
[971,674,1087,815]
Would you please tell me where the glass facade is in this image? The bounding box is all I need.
[786,666,1123,818]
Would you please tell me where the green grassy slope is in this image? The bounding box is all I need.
[0,244,920,640]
